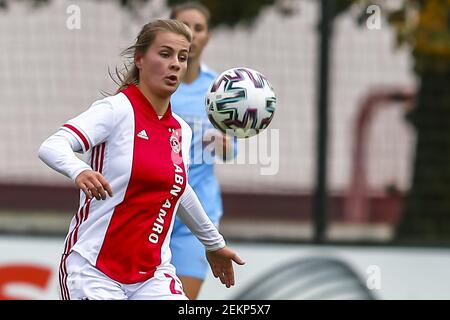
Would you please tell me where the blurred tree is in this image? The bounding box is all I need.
[339,0,450,242]
[0,0,49,9]
[168,0,276,28]
[4,0,448,242]
[390,0,450,243]
[0,0,288,29]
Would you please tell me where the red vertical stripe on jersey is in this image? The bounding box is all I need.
[94,145,99,171]
[59,255,69,300]
[90,145,96,168]
[98,143,105,174]
[63,124,90,151]
[59,142,105,299]
[95,85,187,284]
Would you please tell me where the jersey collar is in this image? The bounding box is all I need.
[123,84,173,122]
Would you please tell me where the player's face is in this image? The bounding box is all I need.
[174,9,209,61]
[136,31,190,97]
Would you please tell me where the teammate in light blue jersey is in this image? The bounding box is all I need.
[169,2,237,300]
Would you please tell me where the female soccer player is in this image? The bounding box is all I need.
[169,2,237,299]
[38,19,244,300]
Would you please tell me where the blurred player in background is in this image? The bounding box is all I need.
[38,19,244,300]
[169,2,237,299]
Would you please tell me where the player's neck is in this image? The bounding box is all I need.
[183,58,201,84]
[136,83,169,117]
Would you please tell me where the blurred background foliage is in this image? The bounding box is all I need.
[345,0,450,242]
[2,0,450,243]
[2,0,448,73]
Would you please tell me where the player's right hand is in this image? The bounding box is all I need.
[75,170,113,200]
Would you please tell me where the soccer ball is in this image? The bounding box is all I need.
[205,67,276,139]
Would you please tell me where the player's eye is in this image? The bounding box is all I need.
[160,51,170,58]
[179,55,188,62]
[194,25,205,33]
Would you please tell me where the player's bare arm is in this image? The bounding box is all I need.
[75,169,113,200]
[206,246,245,288]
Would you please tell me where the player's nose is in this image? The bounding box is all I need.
[170,58,181,71]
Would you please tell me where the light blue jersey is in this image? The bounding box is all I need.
[169,65,236,280]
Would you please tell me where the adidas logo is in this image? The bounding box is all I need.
[137,129,149,140]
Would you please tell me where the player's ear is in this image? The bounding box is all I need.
[135,52,143,70]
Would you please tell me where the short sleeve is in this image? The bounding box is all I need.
[60,99,114,153]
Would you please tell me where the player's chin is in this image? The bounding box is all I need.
[162,84,179,95]
[167,85,179,95]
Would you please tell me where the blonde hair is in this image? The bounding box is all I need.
[113,19,192,93]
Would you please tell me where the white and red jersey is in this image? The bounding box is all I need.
[42,84,222,284]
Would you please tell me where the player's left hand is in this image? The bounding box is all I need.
[206,246,245,288]
[203,129,234,161]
